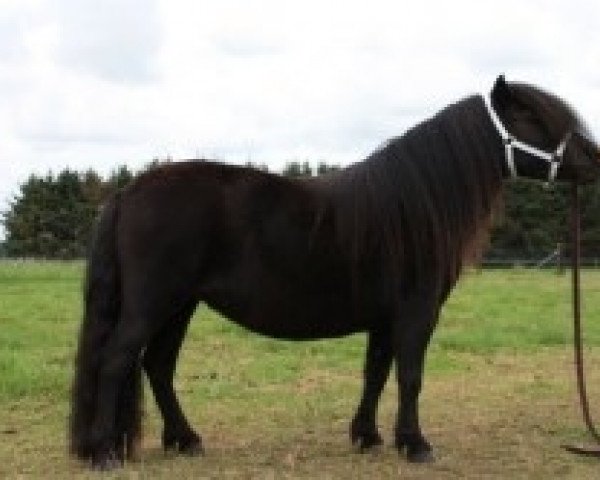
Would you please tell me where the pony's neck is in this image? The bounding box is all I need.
[426,95,505,271]
[376,95,505,281]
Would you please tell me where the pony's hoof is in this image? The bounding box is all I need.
[91,450,123,471]
[163,431,204,456]
[351,431,383,452]
[407,447,435,463]
[350,421,383,452]
[396,433,434,463]
[179,437,204,456]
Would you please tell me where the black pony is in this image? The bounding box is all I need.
[70,76,600,469]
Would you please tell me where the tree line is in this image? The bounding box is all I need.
[2,166,134,258]
[2,160,600,260]
[490,180,600,262]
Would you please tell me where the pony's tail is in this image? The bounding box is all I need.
[69,192,143,461]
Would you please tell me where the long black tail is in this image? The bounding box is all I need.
[69,193,142,460]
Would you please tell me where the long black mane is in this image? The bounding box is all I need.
[330,95,503,294]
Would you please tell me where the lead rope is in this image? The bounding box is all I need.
[562,182,600,456]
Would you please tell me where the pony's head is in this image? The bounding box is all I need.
[488,75,600,184]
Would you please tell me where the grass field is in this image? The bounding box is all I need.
[1,261,600,478]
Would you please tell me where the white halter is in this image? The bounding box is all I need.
[483,92,571,182]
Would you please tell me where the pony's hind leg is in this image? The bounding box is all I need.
[143,302,202,455]
[88,314,151,469]
[350,326,393,450]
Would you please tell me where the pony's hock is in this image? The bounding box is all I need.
[69,76,600,470]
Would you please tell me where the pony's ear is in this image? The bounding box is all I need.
[491,75,512,110]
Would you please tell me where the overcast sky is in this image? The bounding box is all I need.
[1,0,600,238]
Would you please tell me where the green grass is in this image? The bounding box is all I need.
[436,268,600,352]
[1,261,600,478]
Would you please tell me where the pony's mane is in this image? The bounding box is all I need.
[330,95,505,292]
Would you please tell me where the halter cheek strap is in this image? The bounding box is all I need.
[483,93,571,182]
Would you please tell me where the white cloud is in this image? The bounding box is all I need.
[53,0,161,83]
[1,0,600,239]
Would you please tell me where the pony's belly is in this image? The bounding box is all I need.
[205,287,363,340]
[238,305,363,340]
[198,251,363,340]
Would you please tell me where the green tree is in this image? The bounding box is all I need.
[282,161,303,177]
[2,167,134,259]
[109,165,134,189]
[488,180,600,260]
[245,161,269,172]
[81,169,105,208]
[316,162,340,175]
[282,161,314,177]
[4,174,52,257]
[490,180,569,258]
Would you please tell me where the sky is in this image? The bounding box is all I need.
[1,0,600,239]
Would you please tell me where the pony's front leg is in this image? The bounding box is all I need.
[394,298,439,463]
[350,327,393,450]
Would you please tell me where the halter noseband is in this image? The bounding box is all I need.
[483,93,571,182]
